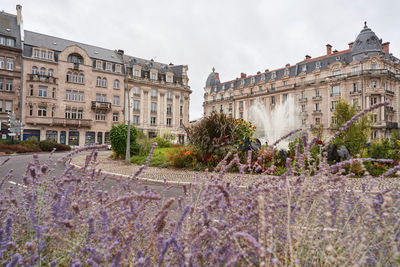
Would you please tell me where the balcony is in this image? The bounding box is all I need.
[28,74,57,84]
[91,101,111,110]
[298,97,307,103]
[166,111,172,116]
[385,90,395,95]
[385,106,395,113]
[132,108,140,113]
[386,122,398,129]
[330,93,340,97]
[312,110,322,115]
[25,117,91,127]
[312,96,322,101]
[73,63,80,70]
[350,90,361,96]
[300,111,308,116]
[151,110,157,114]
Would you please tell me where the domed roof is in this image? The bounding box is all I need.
[205,67,220,88]
[351,22,382,57]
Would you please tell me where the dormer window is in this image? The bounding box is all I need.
[261,74,265,81]
[68,53,83,64]
[6,38,14,47]
[166,75,172,83]
[371,64,377,70]
[332,70,341,76]
[316,62,321,69]
[106,63,112,71]
[115,65,121,73]
[241,79,245,86]
[222,84,225,90]
[251,77,255,84]
[41,51,46,59]
[231,82,234,88]
[33,49,40,58]
[48,51,53,61]
[284,68,289,76]
[302,65,307,72]
[134,69,140,77]
[271,72,276,79]
[96,60,102,69]
[151,73,157,80]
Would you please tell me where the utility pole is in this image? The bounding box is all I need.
[125,81,131,164]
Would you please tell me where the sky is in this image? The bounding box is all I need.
[2,0,400,120]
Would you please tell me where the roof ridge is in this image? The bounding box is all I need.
[0,11,17,18]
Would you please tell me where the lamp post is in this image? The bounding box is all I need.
[125,86,131,164]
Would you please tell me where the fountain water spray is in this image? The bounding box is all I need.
[249,94,301,149]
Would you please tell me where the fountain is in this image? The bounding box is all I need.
[249,94,301,149]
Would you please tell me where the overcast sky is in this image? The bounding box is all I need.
[3,0,399,120]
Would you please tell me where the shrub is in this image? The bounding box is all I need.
[151,137,171,148]
[24,137,40,149]
[0,144,41,153]
[130,147,172,167]
[167,146,197,168]
[109,124,139,158]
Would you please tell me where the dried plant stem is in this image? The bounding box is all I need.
[285,174,295,266]
[258,194,266,267]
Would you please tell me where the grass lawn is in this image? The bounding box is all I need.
[130,147,180,167]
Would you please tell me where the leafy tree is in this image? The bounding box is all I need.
[109,124,139,158]
[331,98,371,155]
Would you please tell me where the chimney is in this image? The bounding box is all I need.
[305,55,311,60]
[285,63,290,67]
[326,44,332,55]
[382,42,390,53]
[116,49,124,55]
[215,73,219,80]
[240,73,247,78]
[348,42,354,49]
[16,4,22,25]
[257,71,261,74]
[265,69,269,72]
[333,49,338,53]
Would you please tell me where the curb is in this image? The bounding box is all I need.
[69,163,193,186]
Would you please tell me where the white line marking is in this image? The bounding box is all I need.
[8,181,27,188]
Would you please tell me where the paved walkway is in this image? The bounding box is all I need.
[71,151,400,191]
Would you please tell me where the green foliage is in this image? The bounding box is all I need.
[368,138,391,159]
[288,137,305,156]
[364,161,390,177]
[24,137,40,149]
[109,124,139,158]
[167,146,197,168]
[152,137,171,148]
[332,98,370,155]
[130,147,172,167]
[39,140,71,151]
[184,112,255,164]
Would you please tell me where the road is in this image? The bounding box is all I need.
[0,152,186,201]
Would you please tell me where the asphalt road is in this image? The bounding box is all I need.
[0,152,186,201]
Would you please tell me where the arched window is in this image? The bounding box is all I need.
[32,66,38,74]
[79,74,84,83]
[96,77,101,87]
[66,72,72,82]
[102,78,107,87]
[72,72,78,83]
[67,53,83,64]
[40,67,46,76]
[114,79,119,89]
[48,69,54,77]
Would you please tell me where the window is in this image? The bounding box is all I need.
[0,57,4,69]
[67,72,72,82]
[0,37,4,45]
[370,97,378,105]
[52,107,55,118]
[283,81,288,86]
[95,94,101,102]
[353,98,359,108]
[0,100,2,111]
[73,72,78,83]
[114,79,119,89]
[133,115,139,125]
[353,83,358,92]
[302,65,307,72]
[283,94,288,103]
[115,65,121,73]
[302,119,306,126]
[151,89,157,98]
[331,101,338,111]
[6,58,14,70]
[65,109,71,119]
[151,73,157,80]
[5,101,12,112]
[48,51,53,60]
[371,64,377,70]
[38,106,47,117]
[72,91,77,101]
[372,114,377,123]
[315,117,321,125]
[29,105,33,116]
[79,74,84,83]
[48,69,54,77]
[151,102,157,113]
[78,92,84,102]
[301,91,305,99]
[134,69,140,77]
[271,84,275,90]
[134,87,140,96]
[316,62,321,69]
[352,66,359,75]
[180,105,183,116]
[78,110,83,119]
[167,104,172,114]
[251,77,255,84]
[5,79,13,91]
[106,63,111,71]
[41,51,46,59]
[68,131,80,146]
[113,96,119,105]
[52,88,56,98]
[331,85,340,96]
[29,85,33,95]
[113,112,119,122]
[332,70,341,76]
[96,61,102,69]
[167,75,172,83]
[133,100,140,111]
[0,78,2,90]
[167,91,172,99]
[85,132,95,145]
[315,103,320,111]
[96,77,101,86]
[102,78,107,87]
[66,90,71,100]
[250,88,254,95]
[371,80,377,88]
[241,80,245,86]
[166,118,172,126]
[315,89,320,97]
[271,72,276,79]
[96,111,106,121]
[301,104,305,112]
[33,49,40,58]
[40,67,46,76]
[229,103,233,111]
[71,109,77,119]
[220,104,224,112]
[284,68,290,76]
[6,38,14,47]
[271,96,275,105]
[150,117,156,125]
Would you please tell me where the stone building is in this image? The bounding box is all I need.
[0,5,23,138]
[21,30,190,146]
[203,23,400,140]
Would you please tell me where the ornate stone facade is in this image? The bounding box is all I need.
[203,23,400,140]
